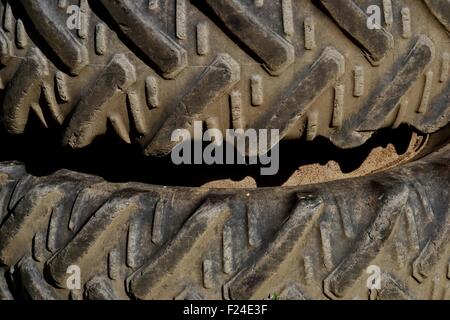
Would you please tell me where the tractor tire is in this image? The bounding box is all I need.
[0,141,448,300]
[0,0,449,300]
[0,0,447,152]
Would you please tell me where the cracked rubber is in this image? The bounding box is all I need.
[0,142,448,300]
[0,0,448,153]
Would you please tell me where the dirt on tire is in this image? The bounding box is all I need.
[0,0,449,300]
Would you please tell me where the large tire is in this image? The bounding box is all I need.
[0,0,448,152]
[0,142,448,300]
[0,0,449,300]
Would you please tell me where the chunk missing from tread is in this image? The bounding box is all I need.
[63,54,136,149]
[2,48,49,135]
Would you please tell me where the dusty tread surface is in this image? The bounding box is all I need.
[0,0,449,301]
[0,0,447,154]
[0,143,448,300]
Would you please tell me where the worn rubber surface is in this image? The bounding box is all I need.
[0,0,448,154]
[0,0,449,301]
[0,142,448,300]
